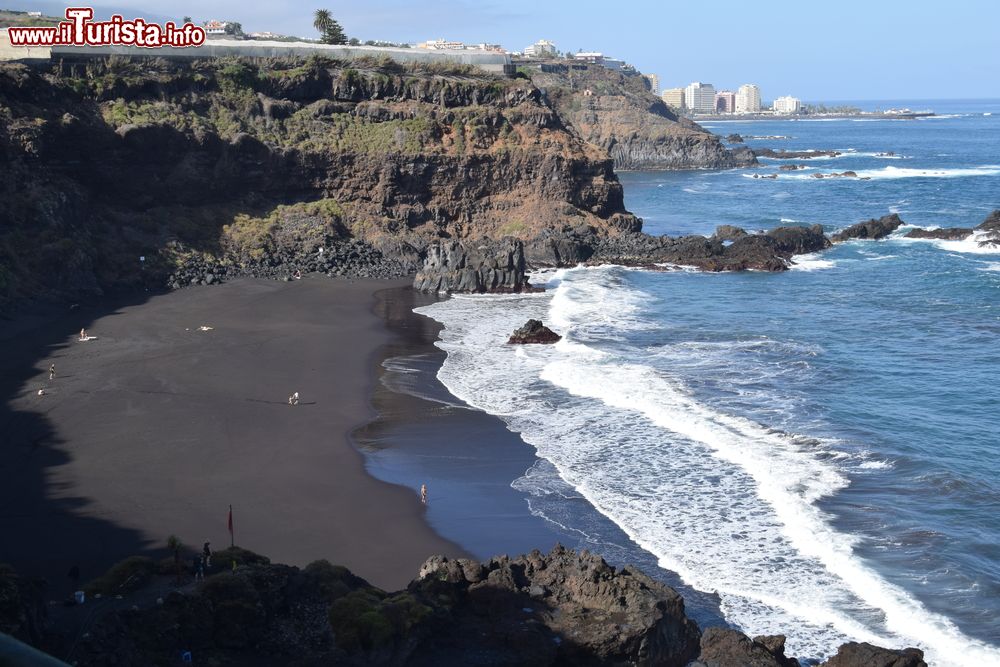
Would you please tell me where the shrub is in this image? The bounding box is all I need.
[83,556,155,595]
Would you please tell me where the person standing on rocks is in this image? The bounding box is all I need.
[421,484,428,504]
[202,542,212,568]
[49,364,56,380]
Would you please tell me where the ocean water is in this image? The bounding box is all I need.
[415,100,1000,665]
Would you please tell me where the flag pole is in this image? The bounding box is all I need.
[228,504,234,548]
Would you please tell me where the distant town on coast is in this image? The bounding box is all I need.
[0,8,934,119]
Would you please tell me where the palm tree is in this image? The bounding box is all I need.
[313,9,347,45]
[313,9,332,36]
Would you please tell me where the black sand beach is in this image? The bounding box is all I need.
[0,278,466,592]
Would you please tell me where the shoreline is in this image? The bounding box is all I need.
[0,277,465,592]
[358,286,729,628]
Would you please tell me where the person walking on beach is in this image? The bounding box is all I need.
[79,328,86,341]
[202,542,212,568]
[420,484,428,504]
[49,364,56,380]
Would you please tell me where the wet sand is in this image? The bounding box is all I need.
[0,278,466,592]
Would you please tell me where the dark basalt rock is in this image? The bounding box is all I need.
[508,319,561,344]
[714,225,749,241]
[819,642,927,667]
[691,628,800,667]
[413,238,534,294]
[415,545,702,666]
[726,133,744,143]
[975,209,1000,246]
[904,227,973,240]
[831,214,904,243]
[778,164,807,171]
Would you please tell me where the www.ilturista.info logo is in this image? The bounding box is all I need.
[7,7,206,48]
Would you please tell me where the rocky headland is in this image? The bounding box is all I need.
[1,546,926,666]
[525,63,757,171]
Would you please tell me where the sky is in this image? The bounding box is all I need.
[16,0,1000,101]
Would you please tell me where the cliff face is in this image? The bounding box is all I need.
[527,63,757,170]
[0,56,639,307]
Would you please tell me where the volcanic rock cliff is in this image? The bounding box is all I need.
[0,55,639,309]
[526,63,757,170]
[5,546,927,666]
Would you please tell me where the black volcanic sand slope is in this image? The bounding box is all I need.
[0,278,466,596]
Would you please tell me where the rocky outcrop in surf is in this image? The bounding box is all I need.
[507,319,561,344]
[7,546,926,667]
[831,214,905,242]
[412,238,534,294]
[902,209,1000,245]
[754,148,843,159]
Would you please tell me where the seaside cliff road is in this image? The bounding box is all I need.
[0,277,468,591]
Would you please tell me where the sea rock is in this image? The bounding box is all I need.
[819,642,927,667]
[508,319,561,344]
[831,214,905,243]
[692,628,800,667]
[904,227,973,240]
[726,133,744,143]
[413,239,533,293]
[714,225,749,241]
[975,209,1000,246]
[778,164,807,171]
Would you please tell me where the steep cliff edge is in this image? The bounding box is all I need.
[0,56,639,309]
[526,63,757,170]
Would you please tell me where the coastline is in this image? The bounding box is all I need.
[358,286,729,628]
[0,277,465,592]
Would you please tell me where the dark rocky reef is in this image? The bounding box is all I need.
[5,546,927,666]
[754,148,843,160]
[507,319,561,344]
[901,209,1000,245]
[412,238,533,293]
[831,214,905,242]
[903,227,972,240]
[527,63,757,170]
[414,224,833,292]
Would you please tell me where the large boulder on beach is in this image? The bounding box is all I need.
[691,628,800,667]
[818,642,926,667]
[508,320,562,344]
[413,238,533,293]
[831,214,905,243]
[414,545,701,666]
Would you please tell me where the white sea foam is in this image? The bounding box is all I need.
[895,229,1000,256]
[979,262,1000,272]
[789,253,837,271]
[764,166,1000,181]
[416,267,1000,666]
